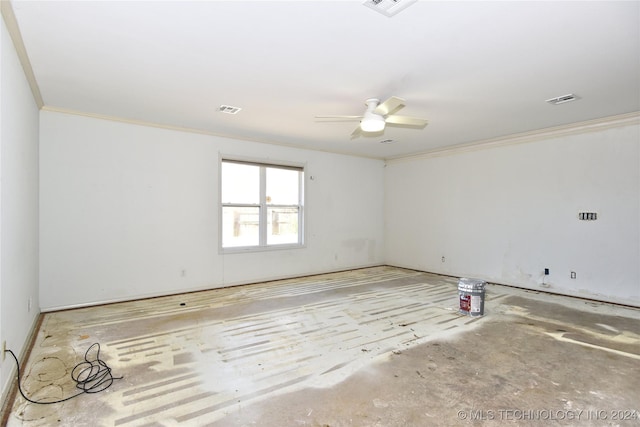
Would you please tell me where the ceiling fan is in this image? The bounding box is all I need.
[316,96,428,138]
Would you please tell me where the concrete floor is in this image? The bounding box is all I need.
[3,266,640,426]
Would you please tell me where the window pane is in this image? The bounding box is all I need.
[266,167,299,205]
[267,207,299,245]
[221,162,260,204]
[222,206,260,247]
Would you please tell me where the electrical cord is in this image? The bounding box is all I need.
[5,342,123,405]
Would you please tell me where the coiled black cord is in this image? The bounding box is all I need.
[5,342,123,405]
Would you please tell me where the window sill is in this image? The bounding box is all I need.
[220,243,305,255]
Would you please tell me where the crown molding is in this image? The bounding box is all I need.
[1,0,44,108]
[385,112,640,164]
[40,106,384,161]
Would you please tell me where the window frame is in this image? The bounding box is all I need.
[219,156,305,253]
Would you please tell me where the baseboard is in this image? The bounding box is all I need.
[0,313,44,425]
[41,263,386,313]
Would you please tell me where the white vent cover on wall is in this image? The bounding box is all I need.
[363,0,417,17]
[578,212,598,221]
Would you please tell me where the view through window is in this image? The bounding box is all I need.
[221,159,303,250]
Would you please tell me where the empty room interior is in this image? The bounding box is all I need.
[1,1,639,426]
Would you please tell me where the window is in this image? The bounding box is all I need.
[221,159,304,250]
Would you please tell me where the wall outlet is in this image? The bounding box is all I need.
[571,271,576,279]
[544,268,549,275]
[441,256,445,263]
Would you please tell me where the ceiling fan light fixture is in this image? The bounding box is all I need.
[360,113,385,132]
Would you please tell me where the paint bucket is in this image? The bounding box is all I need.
[458,278,486,316]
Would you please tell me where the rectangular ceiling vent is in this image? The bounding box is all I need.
[363,0,417,17]
[218,105,242,114]
[546,94,579,105]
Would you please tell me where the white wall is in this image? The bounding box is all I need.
[39,111,385,310]
[385,122,640,307]
[0,17,40,399]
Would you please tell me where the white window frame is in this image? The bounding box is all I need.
[220,156,305,253]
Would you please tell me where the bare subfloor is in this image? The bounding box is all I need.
[3,267,640,426]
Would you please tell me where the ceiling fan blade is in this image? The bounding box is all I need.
[350,125,362,139]
[315,115,363,120]
[374,96,405,116]
[385,115,428,127]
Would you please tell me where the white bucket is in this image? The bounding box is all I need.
[458,278,486,317]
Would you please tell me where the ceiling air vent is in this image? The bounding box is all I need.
[218,105,242,114]
[363,0,417,17]
[545,94,579,105]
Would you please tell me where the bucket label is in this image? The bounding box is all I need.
[460,295,471,312]
[470,295,482,313]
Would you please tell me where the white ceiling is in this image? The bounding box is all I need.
[8,0,640,159]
